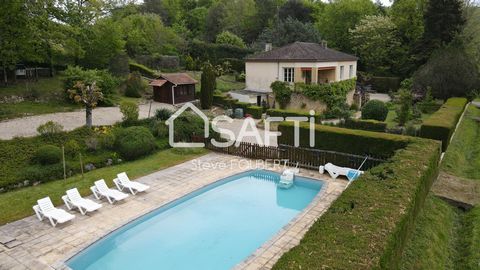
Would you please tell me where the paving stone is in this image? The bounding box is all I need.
[5,240,22,249]
[0,234,15,245]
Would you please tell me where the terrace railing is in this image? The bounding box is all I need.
[204,140,385,170]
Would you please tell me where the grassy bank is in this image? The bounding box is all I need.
[0,148,207,225]
[400,196,458,270]
[441,103,480,180]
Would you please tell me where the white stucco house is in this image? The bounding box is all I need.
[230,42,358,106]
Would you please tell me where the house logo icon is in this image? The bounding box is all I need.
[165,103,209,148]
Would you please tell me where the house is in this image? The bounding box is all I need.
[231,42,358,106]
[149,73,198,105]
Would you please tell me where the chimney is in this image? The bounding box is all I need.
[320,40,327,48]
[265,43,273,52]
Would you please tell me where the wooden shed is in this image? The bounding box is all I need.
[149,73,198,104]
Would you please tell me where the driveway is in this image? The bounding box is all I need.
[0,102,175,140]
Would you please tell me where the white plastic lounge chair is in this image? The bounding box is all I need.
[320,163,364,181]
[33,197,75,227]
[114,172,150,195]
[91,179,129,204]
[62,188,102,215]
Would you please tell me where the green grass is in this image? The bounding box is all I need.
[463,206,480,269]
[0,76,64,98]
[384,104,435,129]
[400,196,458,270]
[0,147,207,225]
[441,104,480,180]
[187,71,245,93]
[0,101,80,120]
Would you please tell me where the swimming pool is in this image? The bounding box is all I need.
[67,170,323,270]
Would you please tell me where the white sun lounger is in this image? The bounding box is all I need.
[320,163,364,181]
[113,172,150,195]
[91,179,129,204]
[33,197,75,227]
[62,188,102,215]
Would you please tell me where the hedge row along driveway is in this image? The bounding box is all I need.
[274,123,441,269]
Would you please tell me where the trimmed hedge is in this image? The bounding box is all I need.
[371,76,401,93]
[213,94,237,108]
[419,97,468,151]
[128,62,157,78]
[274,123,442,269]
[267,109,322,123]
[245,106,262,119]
[278,122,409,158]
[115,126,157,161]
[341,118,387,132]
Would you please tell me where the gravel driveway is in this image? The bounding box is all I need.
[0,102,175,140]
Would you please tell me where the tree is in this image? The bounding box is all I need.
[413,45,480,100]
[396,80,414,126]
[204,2,227,42]
[316,0,377,52]
[216,31,246,48]
[68,82,104,127]
[279,0,313,23]
[0,1,30,84]
[350,15,406,76]
[256,18,322,47]
[418,0,465,63]
[200,63,216,109]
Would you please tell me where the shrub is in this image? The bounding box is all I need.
[396,88,413,126]
[115,126,156,161]
[37,121,63,137]
[296,78,356,108]
[125,71,146,98]
[267,109,321,123]
[120,101,139,123]
[150,121,169,138]
[362,100,389,121]
[233,101,251,111]
[274,138,441,269]
[155,108,173,120]
[34,145,62,165]
[173,113,205,142]
[213,94,237,108]
[271,81,292,109]
[245,106,262,119]
[64,140,80,157]
[278,122,410,158]
[419,97,468,151]
[341,119,387,132]
[418,89,442,114]
[17,163,69,184]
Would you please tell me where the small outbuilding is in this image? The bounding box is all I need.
[149,73,198,104]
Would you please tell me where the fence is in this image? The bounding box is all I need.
[205,140,385,170]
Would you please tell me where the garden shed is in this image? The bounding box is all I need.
[149,73,197,104]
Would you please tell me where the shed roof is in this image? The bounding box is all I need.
[246,42,358,62]
[149,79,167,87]
[158,73,198,85]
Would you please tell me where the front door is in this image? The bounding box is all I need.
[302,70,312,84]
[257,95,262,106]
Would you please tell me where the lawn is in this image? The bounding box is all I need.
[384,104,435,129]
[187,71,245,93]
[441,103,480,180]
[0,147,207,225]
[0,101,80,120]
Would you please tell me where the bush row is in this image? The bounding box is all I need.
[274,123,442,269]
[278,122,409,158]
[245,106,262,119]
[213,94,263,119]
[267,109,322,123]
[128,62,157,78]
[340,118,387,132]
[419,97,468,151]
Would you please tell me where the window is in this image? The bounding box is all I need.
[283,68,294,82]
[349,65,354,78]
[340,66,344,80]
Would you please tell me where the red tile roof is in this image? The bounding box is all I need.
[149,79,167,87]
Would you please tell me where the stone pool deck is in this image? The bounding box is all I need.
[0,153,347,270]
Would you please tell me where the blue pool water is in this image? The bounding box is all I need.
[67,170,323,270]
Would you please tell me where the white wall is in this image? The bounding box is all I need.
[246,60,357,93]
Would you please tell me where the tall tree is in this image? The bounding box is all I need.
[418,0,465,63]
[256,17,322,47]
[0,1,30,84]
[350,15,406,76]
[200,63,216,109]
[204,2,227,42]
[279,0,313,22]
[316,0,378,52]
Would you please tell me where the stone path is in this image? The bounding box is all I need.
[0,102,175,140]
[369,93,391,103]
[0,153,346,270]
